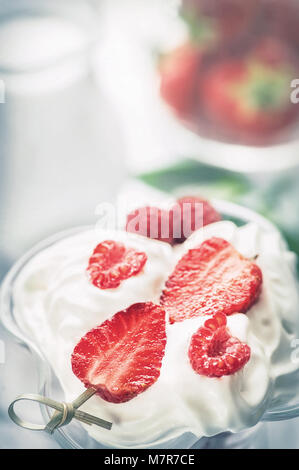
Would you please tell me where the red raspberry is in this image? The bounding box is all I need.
[173,196,221,242]
[71,302,166,403]
[161,237,262,324]
[87,240,147,289]
[125,206,174,245]
[189,312,251,377]
[125,197,221,245]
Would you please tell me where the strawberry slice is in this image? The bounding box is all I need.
[87,240,147,289]
[71,302,166,403]
[161,237,262,324]
[189,312,251,377]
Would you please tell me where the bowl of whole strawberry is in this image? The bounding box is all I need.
[1,196,299,449]
[158,0,299,171]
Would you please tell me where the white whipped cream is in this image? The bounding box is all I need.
[13,222,299,448]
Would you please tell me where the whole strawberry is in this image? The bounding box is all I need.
[262,0,299,54]
[174,196,221,242]
[182,0,260,45]
[159,43,201,119]
[125,206,175,245]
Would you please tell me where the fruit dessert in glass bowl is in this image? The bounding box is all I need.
[1,197,299,449]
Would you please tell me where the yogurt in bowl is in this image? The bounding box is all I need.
[2,200,299,449]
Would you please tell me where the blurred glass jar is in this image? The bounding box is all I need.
[0,0,126,259]
[157,0,299,171]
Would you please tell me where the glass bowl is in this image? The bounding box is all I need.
[1,200,299,449]
[157,0,299,173]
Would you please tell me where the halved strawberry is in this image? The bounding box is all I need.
[87,240,147,290]
[189,312,251,377]
[71,302,166,403]
[161,237,262,324]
